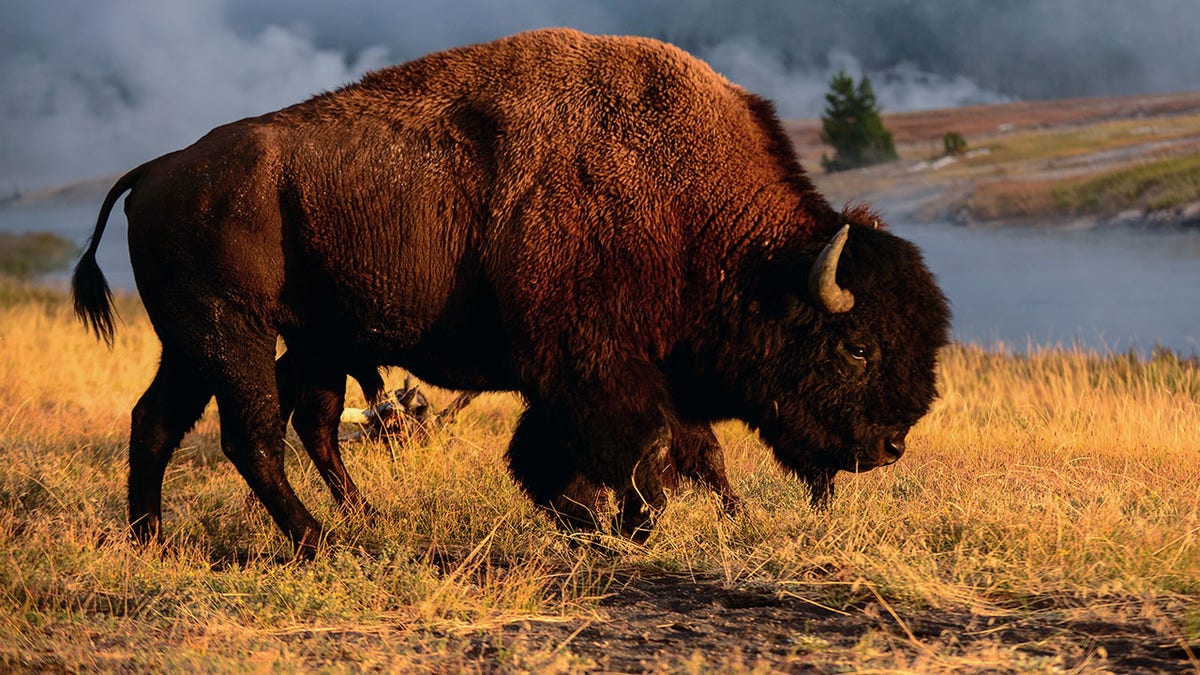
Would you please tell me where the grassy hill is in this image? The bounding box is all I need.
[796,91,1200,228]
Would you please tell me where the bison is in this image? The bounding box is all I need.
[73,28,949,555]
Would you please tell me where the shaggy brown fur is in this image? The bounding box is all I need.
[73,29,948,555]
[272,354,737,526]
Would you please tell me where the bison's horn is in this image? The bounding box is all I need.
[808,224,854,313]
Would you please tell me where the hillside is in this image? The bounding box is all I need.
[794,90,1200,228]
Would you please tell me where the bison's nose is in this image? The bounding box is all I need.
[883,434,907,461]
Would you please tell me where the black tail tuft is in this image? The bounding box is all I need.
[71,165,143,347]
[72,252,116,346]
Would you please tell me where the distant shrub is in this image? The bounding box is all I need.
[943,131,968,156]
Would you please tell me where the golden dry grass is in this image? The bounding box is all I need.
[2,279,1198,671]
[960,115,1200,167]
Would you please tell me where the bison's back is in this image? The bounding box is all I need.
[333,29,759,198]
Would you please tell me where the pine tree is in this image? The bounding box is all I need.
[820,71,898,172]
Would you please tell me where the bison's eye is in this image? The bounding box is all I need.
[835,341,872,372]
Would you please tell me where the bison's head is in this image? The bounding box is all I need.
[730,218,950,504]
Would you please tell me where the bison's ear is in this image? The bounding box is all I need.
[747,283,818,328]
[748,294,805,323]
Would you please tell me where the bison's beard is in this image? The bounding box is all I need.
[757,428,838,509]
[799,464,837,509]
[767,442,839,509]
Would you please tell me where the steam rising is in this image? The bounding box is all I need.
[4,0,1200,192]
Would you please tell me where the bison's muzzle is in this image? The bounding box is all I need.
[849,431,909,472]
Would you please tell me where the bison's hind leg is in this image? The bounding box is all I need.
[129,350,213,545]
[276,353,374,518]
[200,320,328,557]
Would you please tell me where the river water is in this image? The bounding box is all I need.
[3,201,1198,356]
[892,221,1200,355]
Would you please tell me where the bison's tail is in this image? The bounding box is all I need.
[72,167,142,346]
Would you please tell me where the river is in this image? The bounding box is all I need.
[3,201,1198,356]
[893,220,1200,355]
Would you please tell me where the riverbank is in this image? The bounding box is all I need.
[796,90,1200,229]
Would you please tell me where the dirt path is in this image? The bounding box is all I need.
[448,575,1198,672]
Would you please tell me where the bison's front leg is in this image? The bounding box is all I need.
[506,383,674,539]
[614,425,672,540]
[532,422,741,535]
[566,365,676,541]
[506,404,595,527]
[665,422,741,514]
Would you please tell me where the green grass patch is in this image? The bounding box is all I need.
[0,231,76,278]
[967,154,1200,221]
[1053,154,1200,214]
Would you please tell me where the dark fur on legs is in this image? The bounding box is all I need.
[128,351,212,544]
[506,404,578,512]
[661,421,741,513]
[802,466,837,510]
[275,351,375,518]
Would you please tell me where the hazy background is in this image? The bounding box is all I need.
[4,0,1200,194]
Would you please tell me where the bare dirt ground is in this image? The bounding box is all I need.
[460,574,1195,673]
[250,569,1198,673]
